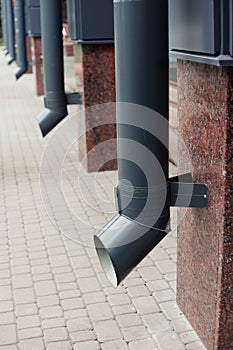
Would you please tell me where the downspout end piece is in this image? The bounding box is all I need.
[7,55,14,65]
[14,65,27,80]
[37,108,68,137]
[94,214,168,287]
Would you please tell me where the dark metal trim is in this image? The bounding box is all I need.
[170,51,233,66]
[76,39,114,45]
[169,182,208,208]
[66,93,82,105]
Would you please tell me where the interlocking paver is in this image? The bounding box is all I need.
[71,330,96,342]
[55,272,75,283]
[0,301,14,312]
[41,318,66,329]
[0,285,12,301]
[12,274,33,289]
[73,340,100,350]
[171,318,193,333]
[179,331,199,344]
[143,313,172,334]
[153,289,176,302]
[154,331,186,350]
[147,279,170,292]
[61,297,85,310]
[35,280,57,296]
[59,289,81,299]
[112,304,136,316]
[93,320,122,342]
[47,341,72,350]
[127,285,150,298]
[122,325,148,341]
[0,325,17,345]
[18,337,44,350]
[67,317,92,332]
[186,341,207,350]
[33,273,53,282]
[17,315,40,329]
[44,327,68,343]
[87,302,113,321]
[132,296,160,315]
[37,295,60,307]
[83,291,105,305]
[0,312,15,325]
[101,340,128,350]
[78,277,101,293]
[155,259,176,274]
[107,293,131,306]
[14,288,35,304]
[129,339,158,350]
[160,301,183,320]
[18,327,42,339]
[39,305,63,319]
[116,313,142,328]
[138,266,162,281]
[64,309,88,319]
[12,265,30,276]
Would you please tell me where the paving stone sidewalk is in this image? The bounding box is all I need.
[0,52,206,350]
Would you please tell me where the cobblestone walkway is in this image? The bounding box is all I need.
[0,52,206,350]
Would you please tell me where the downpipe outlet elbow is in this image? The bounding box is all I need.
[37,107,68,137]
[14,65,27,80]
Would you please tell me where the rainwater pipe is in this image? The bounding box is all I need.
[1,0,8,54]
[14,0,28,79]
[6,0,15,64]
[94,0,208,287]
[37,0,81,137]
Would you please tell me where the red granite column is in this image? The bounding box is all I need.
[177,59,233,349]
[32,37,44,96]
[26,35,33,74]
[78,44,117,172]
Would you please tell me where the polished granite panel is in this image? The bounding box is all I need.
[33,37,44,96]
[177,59,233,350]
[79,44,117,172]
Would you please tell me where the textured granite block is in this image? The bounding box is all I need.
[26,35,33,74]
[33,37,44,96]
[78,44,117,172]
[177,59,233,350]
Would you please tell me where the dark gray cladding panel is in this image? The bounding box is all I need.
[169,0,220,55]
[28,0,40,7]
[67,0,114,42]
[28,7,41,36]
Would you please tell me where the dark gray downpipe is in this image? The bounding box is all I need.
[94,0,170,286]
[14,0,28,79]
[37,0,81,137]
[1,0,8,54]
[5,0,15,64]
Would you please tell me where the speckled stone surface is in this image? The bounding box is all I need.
[33,37,44,96]
[78,44,117,172]
[26,35,33,74]
[177,59,233,350]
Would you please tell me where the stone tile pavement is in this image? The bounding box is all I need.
[0,51,207,349]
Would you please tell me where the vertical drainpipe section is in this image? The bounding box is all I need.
[14,0,28,79]
[1,0,8,54]
[6,0,15,64]
[94,0,169,287]
[36,0,68,137]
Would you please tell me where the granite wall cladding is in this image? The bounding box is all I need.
[177,59,233,350]
[33,37,44,96]
[26,35,33,74]
[78,44,117,172]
